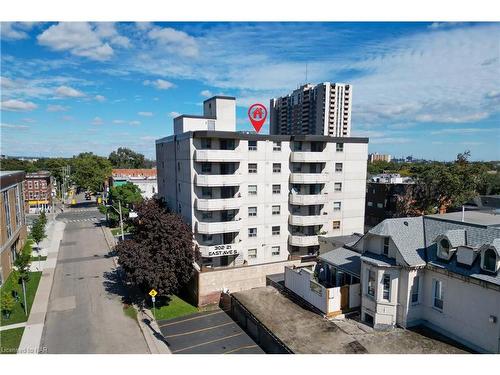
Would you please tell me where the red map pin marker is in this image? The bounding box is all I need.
[248,103,267,133]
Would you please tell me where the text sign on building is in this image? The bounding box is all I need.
[207,244,239,257]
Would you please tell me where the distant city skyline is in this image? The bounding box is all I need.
[1,22,499,160]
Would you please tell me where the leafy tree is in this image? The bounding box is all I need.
[0,158,37,172]
[101,183,143,226]
[1,292,15,318]
[109,147,148,169]
[39,211,47,227]
[31,217,47,250]
[115,198,200,298]
[72,152,112,193]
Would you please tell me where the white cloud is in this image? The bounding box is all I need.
[47,104,69,112]
[200,89,213,98]
[416,112,489,123]
[113,119,126,124]
[95,95,106,102]
[37,22,128,61]
[147,26,199,58]
[129,120,141,126]
[138,111,153,117]
[1,99,38,111]
[169,111,181,118]
[143,79,175,90]
[0,22,36,40]
[1,122,30,130]
[55,85,85,98]
[91,117,104,125]
[430,127,495,135]
[370,137,412,144]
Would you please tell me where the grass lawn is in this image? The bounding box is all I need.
[30,256,47,261]
[123,304,137,320]
[0,327,24,355]
[0,271,42,327]
[111,227,131,236]
[151,295,198,321]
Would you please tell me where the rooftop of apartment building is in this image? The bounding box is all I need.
[427,210,500,227]
[156,130,368,144]
[232,286,469,354]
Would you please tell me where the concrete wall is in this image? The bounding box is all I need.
[197,260,303,306]
[284,266,328,313]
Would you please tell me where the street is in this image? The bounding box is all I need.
[40,195,149,354]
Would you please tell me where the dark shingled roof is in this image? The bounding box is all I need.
[318,247,361,276]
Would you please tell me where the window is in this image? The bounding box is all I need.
[248,140,257,151]
[335,163,343,172]
[34,181,39,189]
[178,183,181,192]
[294,141,302,151]
[439,239,451,258]
[28,181,32,189]
[383,237,390,256]
[272,184,281,194]
[202,234,213,243]
[367,201,373,207]
[334,182,342,192]
[201,187,212,198]
[273,141,282,151]
[248,185,257,195]
[29,192,33,200]
[367,270,376,297]
[248,228,257,238]
[411,276,420,304]
[272,205,281,215]
[272,163,281,173]
[332,220,341,230]
[272,226,280,236]
[248,249,257,259]
[377,203,383,208]
[202,211,212,220]
[483,248,497,272]
[433,279,444,310]
[248,207,257,217]
[248,163,257,174]
[333,202,341,211]
[201,162,212,174]
[382,274,391,300]
[271,246,280,256]
[14,185,22,226]
[177,162,180,172]
[201,138,212,149]
[336,143,344,152]
[3,191,12,238]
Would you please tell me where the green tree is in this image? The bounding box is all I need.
[72,152,112,193]
[108,147,147,169]
[101,183,143,226]
[13,243,32,316]
[31,217,47,250]
[115,198,199,298]
[1,292,16,319]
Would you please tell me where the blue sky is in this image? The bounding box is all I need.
[1,22,499,160]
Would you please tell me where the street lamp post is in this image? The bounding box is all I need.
[107,202,124,241]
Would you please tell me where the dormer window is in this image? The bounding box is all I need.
[482,248,497,273]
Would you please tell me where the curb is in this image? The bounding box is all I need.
[101,224,119,268]
[136,308,172,354]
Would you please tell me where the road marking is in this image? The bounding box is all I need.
[172,332,243,353]
[224,344,259,354]
[158,310,224,327]
[164,321,234,338]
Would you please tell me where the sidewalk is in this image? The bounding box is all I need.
[0,322,26,332]
[17,218,65,354]
[101,225,171,354]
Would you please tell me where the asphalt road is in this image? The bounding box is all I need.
[40,196,149,354]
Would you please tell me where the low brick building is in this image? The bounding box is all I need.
[1,170,28,285]
[24,171,54,213]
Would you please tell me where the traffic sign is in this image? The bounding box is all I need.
[151,296,156,303]
[149,289,157,297]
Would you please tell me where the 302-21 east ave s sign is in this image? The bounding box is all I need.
[207,244,239,257]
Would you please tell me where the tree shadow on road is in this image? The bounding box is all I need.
[102,269,145,309]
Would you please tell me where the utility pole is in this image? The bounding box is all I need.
[118,200,124,241]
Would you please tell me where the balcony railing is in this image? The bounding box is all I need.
[195,197,242,211]
[289,234,319,247]
[290,173,329,184]
[289,193,329,205]
[196,220,242,234]
[194,149,242,162]
[195,174,243,187]
[289,214,328,226]
[290,152,330,163]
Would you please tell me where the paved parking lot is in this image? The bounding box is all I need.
[157,309,264,354]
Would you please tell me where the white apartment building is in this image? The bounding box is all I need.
[270,82,352,137]
[155,96,368,304]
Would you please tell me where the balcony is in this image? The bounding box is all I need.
[194,149,242,162]
[290,152,330,163]
[198,243,240,258]
[289,234,319,247]
[289,214,327,226]
[196,220,242,234]
[195,197,242,211]
[289,193,329,205]
[195,174,243,187]
[290,173,330,184]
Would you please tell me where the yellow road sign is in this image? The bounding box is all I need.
[149,289,157,297]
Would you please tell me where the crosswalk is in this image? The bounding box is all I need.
[68,208,99,213]
[63,218,103,223]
